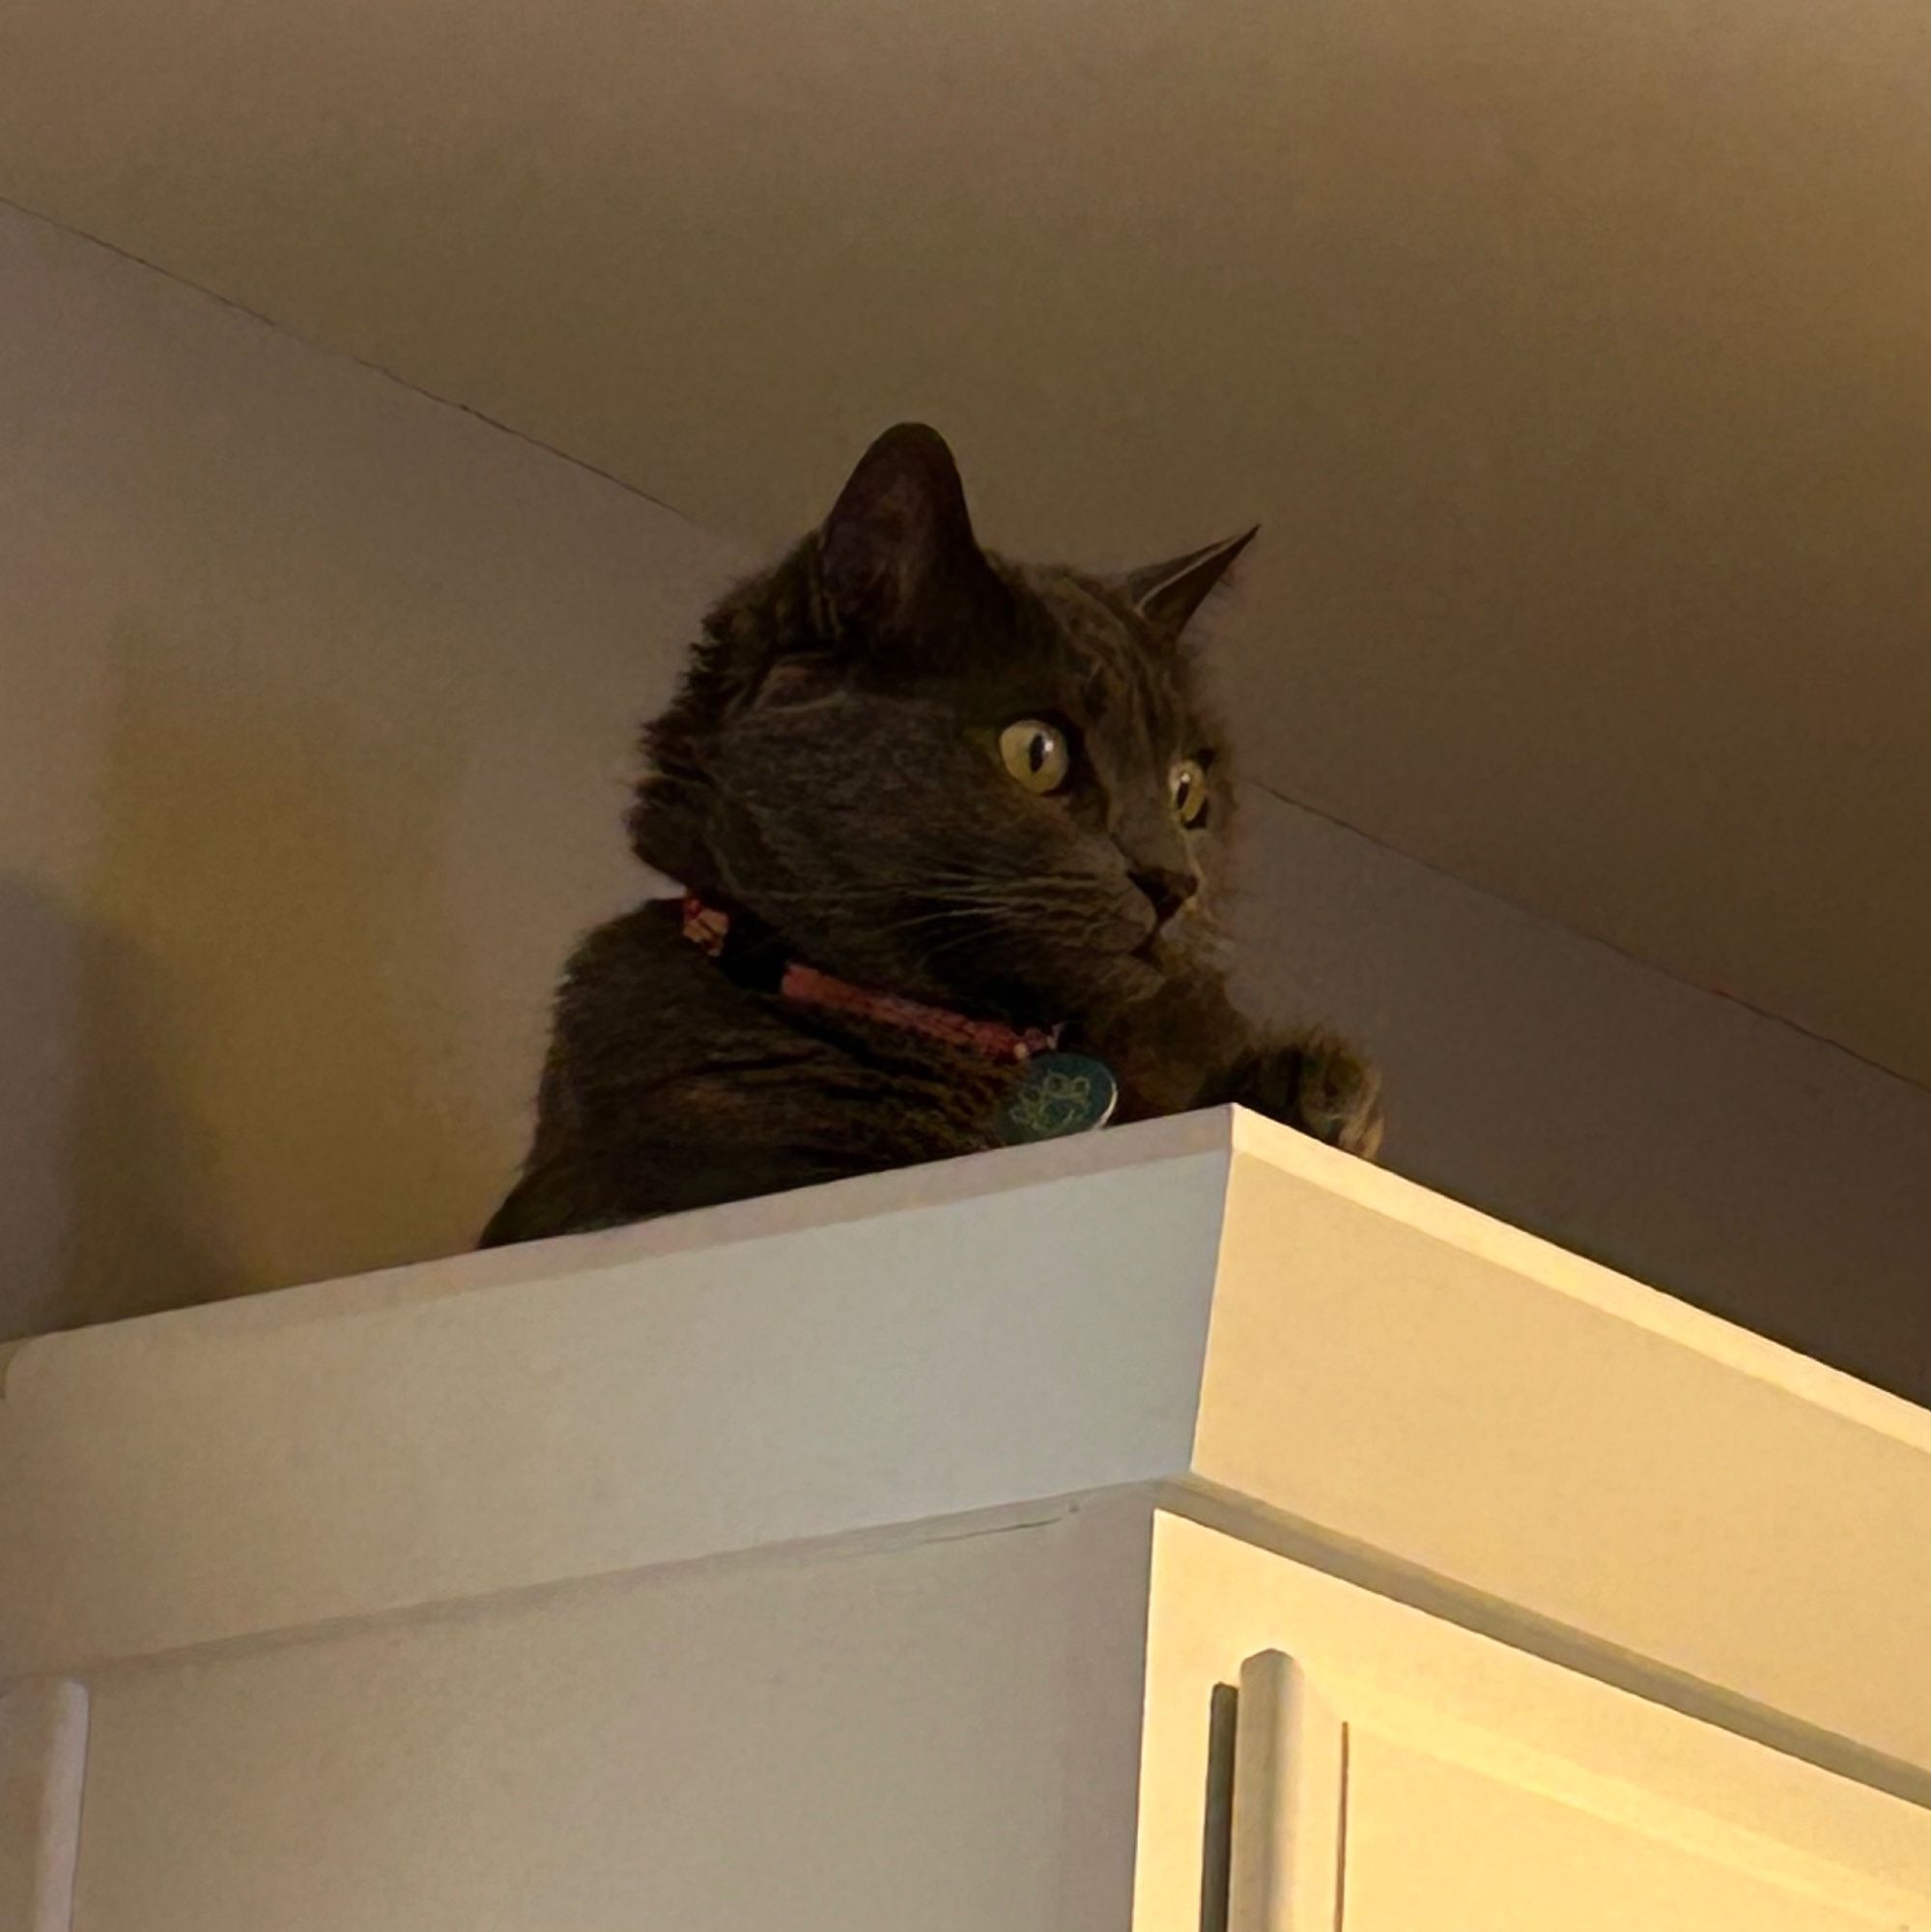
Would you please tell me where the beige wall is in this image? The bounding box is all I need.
[0,206,744,1334]
[3,204,1927,1401]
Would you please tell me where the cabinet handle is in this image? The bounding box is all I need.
[0,1679,90,1932]
[1229,1652,1348,1932]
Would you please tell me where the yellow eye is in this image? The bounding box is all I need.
[1171,757,1208,826]
[999,719,1071,793]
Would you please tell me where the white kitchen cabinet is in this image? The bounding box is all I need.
[1140,1516,1931,1932]
[3,1108,1927,1929]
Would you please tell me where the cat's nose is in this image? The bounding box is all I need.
[1131,867,1198,926]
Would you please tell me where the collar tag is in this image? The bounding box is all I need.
[995,1052,1120,1144]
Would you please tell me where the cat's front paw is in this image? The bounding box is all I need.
[1235,1031,1384,1160]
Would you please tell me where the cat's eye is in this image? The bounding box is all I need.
[999,719,1071,794]
[1171,757,1209,827]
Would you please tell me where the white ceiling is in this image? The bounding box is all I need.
[2,0,1926,1081]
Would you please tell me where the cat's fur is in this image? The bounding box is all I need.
[480,425,1379,1246]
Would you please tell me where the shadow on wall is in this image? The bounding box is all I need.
[0,881,75,1336]
[0,876,243,1334]
[1,615,510,1341]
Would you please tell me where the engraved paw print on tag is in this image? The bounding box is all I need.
[995,1052,1119,1144]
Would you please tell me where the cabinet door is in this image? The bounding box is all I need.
[1136,1514,1931,1932]
[64,1519,1120,1932]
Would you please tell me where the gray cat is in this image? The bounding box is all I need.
[481,424,1379,1246]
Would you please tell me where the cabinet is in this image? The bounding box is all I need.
[1143,1516,1931,1932]
[3,1109,1928,1928]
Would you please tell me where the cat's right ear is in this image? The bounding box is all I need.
[817,424,1003,643]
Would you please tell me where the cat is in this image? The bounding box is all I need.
[479,424,1380,1247]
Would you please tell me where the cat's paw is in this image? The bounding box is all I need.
[1295,1031,1385,1158]
[1236,1031,1384,1160]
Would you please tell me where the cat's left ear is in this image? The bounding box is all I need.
[1121,527,1259,637]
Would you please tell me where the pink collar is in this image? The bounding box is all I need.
[681,895,1062,1065]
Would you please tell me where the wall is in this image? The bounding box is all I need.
[0,205,746,1336]
[1229,797,1931,1397]
[2,205,1926,1401]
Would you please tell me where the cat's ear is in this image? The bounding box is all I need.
[817,423,1002,642]
[1121,527,1259,637]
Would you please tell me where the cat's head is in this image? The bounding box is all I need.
[631,424,1253,1023]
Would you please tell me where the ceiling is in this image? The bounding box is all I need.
[2,0,1926,1081]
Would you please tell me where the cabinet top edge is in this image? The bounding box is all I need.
[1226,1108,1931,1456]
